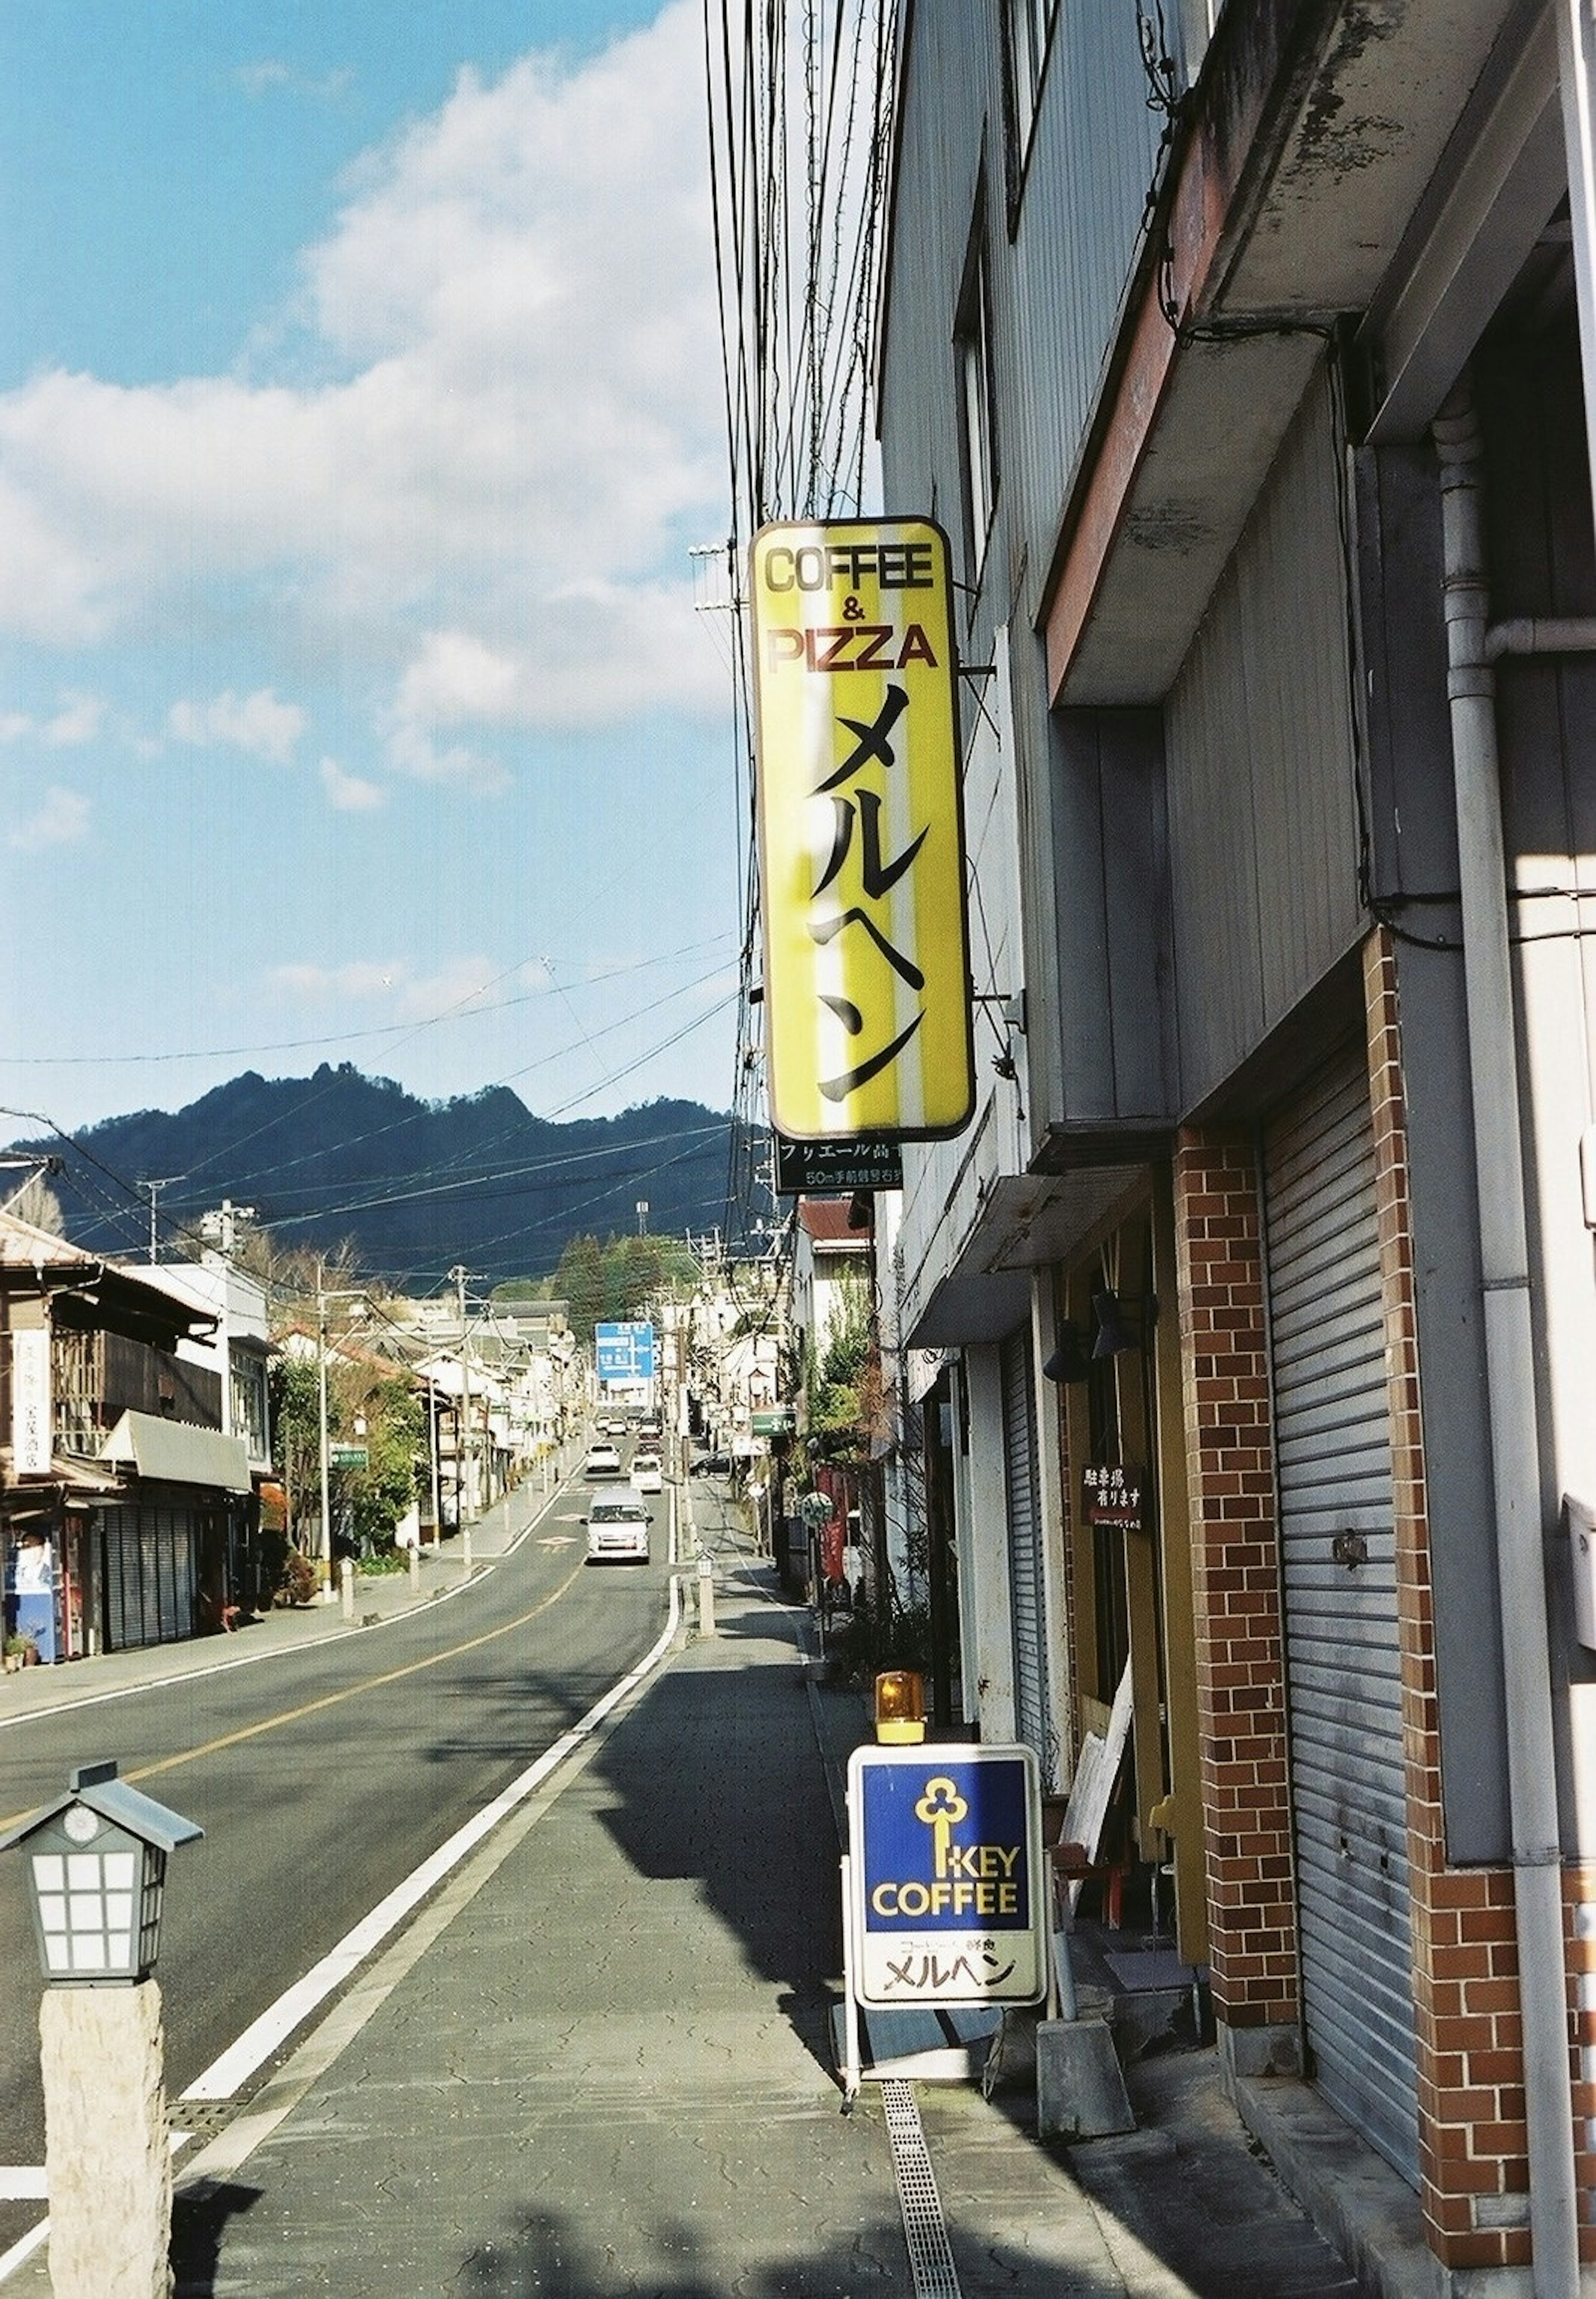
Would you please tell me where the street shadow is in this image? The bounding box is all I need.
[449,2200,1130,2298]
[170,2179,263,2297]
[581,1652,845,2070]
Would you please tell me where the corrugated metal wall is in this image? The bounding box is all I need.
[1003,6,1160,634]
[1165,368,1366,1110]
[999,1328,1053,1772]
[879,4,1161,655]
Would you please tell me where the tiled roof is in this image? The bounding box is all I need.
[798,1196,872,1244]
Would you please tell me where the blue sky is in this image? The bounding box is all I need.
[0,1,743,1140]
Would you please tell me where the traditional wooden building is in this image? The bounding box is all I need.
[1,1210,257,1656]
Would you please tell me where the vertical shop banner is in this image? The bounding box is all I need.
[10,1328,51,1474]
[750,519,974,1141]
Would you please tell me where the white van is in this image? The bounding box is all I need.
[585,1486,651,1565]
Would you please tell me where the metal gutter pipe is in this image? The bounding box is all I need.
[1432,384,1580,2299]
[1487,616,1596,660]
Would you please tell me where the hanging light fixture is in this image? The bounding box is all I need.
[1091,1289,1158,1358]
[1042,1323,1095,1383]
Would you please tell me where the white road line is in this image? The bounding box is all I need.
[181,1556,682,2103]
[0,1475,631,2286]
[0,1551,682,2286]
[0,2216,48,2282]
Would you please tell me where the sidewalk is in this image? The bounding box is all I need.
[7,1491,1388,2297]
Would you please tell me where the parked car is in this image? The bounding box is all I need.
[584,1443,622,1478]
[584,1487,651,1565]
[630,1452,663,1494]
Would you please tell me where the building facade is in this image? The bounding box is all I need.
[1,1212,257,1656]
[877,1,1596,2284]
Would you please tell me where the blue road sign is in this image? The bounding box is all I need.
[594,1321,656,1382]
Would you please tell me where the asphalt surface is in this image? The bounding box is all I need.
[0,1467,1376,2298]
[0,1455,664,2245]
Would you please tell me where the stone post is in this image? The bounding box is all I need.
[41,1979,172,2299]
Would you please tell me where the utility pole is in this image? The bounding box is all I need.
[450,1265,477,1575]
[316,1266,367,1592]
[428,1377,442,1547]
[140,1176,181,1264]
[318,1262,330,1592]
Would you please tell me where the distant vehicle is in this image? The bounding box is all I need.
[630,1452,663,1494]
[691,1449,730,1478]
[584,1444,622,1479]
[603,1417,629,1437]
[585,1487,651,1564]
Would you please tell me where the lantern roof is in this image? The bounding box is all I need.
[0,1760,203,1857]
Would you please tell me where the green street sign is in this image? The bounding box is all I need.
[329,1444,369,1469]
[751,1409,794,1436]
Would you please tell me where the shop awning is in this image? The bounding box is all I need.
[99,1413,251,1494]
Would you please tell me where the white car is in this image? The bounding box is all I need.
[630,1452,663,1494]
[583,1443,622,1479]
[585,1487,651,1564]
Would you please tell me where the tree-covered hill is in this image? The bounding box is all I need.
[8,1064,752,1289]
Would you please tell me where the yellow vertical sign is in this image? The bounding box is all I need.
[750,517,974,1141]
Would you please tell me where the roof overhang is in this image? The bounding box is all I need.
[903,1139,1163,1350]
[99,1412,251,1494]
[47,1270,218,1353]
[1042,0,1543,708]
[0,1453,126,1511]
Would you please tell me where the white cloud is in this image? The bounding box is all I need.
[0,4,727,743]
[10,785,90,850]
[271,959,399,1003]
[320,756,385,811]
[168,688,306,763]
[236,60,351,101]
[43,693,103,746]
[266,954,517,1020]
[0,694,104,747]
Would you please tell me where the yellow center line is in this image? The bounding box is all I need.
[0,1557,591,1823]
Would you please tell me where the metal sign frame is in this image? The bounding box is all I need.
[844,1742,1047,2015]
[750,517,975,1143]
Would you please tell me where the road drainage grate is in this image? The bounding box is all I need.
[880,2078,962,2299]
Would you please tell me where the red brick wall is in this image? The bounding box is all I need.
[1363,928,1592,2269]
[1172,1127,1299,2033]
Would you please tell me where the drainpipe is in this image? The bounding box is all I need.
[1432,383,1579,2299]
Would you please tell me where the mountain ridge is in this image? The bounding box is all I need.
[7,1064,743,1289]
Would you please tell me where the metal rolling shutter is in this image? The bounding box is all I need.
[1000,1330,1053,1775]
[1264,1048,1419,2186]
[99,1506,131,1651]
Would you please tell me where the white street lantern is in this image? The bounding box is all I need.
[0,1760,203,1983]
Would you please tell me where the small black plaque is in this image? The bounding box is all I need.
[774,1136,904,1195]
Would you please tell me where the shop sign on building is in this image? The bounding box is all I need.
[751,518,973,1141]
[1082,1463,1146,1533]
[773,1134,903,1195]
[845,1743,1047,2008]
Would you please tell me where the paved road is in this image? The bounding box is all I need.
[0,1468,672,2259]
